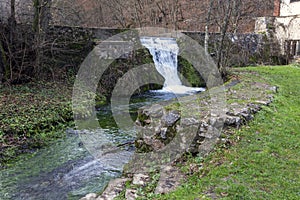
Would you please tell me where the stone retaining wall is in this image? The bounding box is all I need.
[80,70,278,200]
[134,76,277,157]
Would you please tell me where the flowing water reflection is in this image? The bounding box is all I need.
[0,91,186,200]
[0,132,122,200]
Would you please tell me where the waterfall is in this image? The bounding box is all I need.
[140,37,205,94]
[140,37,182,87]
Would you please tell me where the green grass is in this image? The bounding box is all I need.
[0,81,74,167]
[148,65,300,199]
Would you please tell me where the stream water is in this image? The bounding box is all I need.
[0,92,183,200]
[0,37,205,199]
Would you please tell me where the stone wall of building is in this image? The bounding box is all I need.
[255,0,300,57]
[281,0,300,17]
[275,16,300,40]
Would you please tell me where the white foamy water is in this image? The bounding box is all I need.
[140,37,205,94]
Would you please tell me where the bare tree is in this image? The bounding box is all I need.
[0,0,17,82]
[0,24,8,83]
[156,0,182,29]
[205,0,214,55]
[33,0,52,75]
[8,0,16,43]
[202,0,274,77]
[102,0,129,28]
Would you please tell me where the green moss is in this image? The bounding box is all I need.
[178,57,206,87]
[137,111,151,126]
[95,94,107,108]
[164,102,181,111]
[134,140,153,153]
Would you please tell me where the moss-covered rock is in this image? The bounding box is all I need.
[134,70,277,156]
[178,56,206,87]
[97,49,163,100]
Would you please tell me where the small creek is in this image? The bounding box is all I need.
[0,92,182,200]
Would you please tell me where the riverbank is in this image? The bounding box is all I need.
[0,81,74,167]
[158,65,299,199]
[91,65,299,200]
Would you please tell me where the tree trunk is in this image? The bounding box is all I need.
[9,0,16,44]
[205,0,214,55]
[0,41,5,83]
[232,0,241,34]
[33,0,51,76]
[216,0,232,77]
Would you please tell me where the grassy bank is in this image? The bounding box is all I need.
[0,82,74,167]
[115,65,298,200]
[148,65,300,199]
